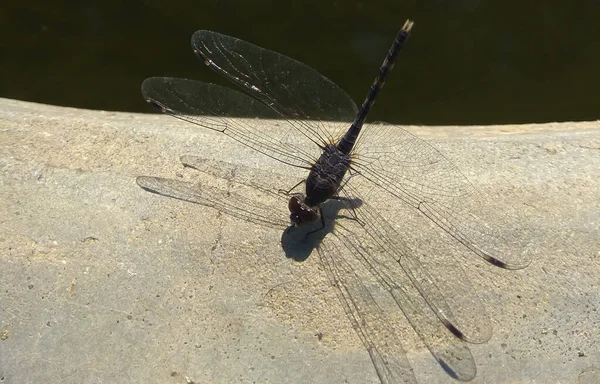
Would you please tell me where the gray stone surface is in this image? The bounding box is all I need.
[0,97,599,383]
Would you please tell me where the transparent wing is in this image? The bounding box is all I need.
[317,236,418,384]
[325,221,478,382]
[191,30,358,122]
[352,123,533,270]
[142,78,317,169]
[340,180,491,344]
[142,30,359,170]
[136,174,289,229]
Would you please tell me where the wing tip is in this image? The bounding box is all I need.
[483,254,533,270]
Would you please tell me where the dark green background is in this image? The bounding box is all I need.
[2,1,598,124]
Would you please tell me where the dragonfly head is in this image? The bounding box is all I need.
[288,194,320,226]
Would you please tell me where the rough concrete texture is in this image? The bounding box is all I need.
[1,97,599,383]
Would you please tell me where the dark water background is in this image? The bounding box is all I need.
[1,1,598,125]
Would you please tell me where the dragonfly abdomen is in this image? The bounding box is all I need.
[337,20,414,155]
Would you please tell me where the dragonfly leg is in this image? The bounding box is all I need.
[304,206,326,239]
[278,179,305,196]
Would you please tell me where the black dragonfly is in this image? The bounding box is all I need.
[137,19,533,383]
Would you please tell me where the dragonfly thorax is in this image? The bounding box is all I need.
[304,144,351,207]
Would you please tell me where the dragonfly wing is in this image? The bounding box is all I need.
[340,181,492,342]
[328,217,478,382]
[142,77,320,169]
[353,123,533,269]
[191,30,358,122]
[159,30,360,168]
[318,236,419,384]
[136,175,289,229]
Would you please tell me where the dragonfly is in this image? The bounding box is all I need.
[137,19,533,383]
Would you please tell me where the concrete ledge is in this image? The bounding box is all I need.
[1,98,599,383]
